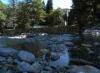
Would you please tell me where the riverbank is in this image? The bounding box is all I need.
[0,33,100,73]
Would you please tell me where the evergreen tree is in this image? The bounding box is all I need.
[68,0,97,37]
[46,0,53,13]
[0,1,7,33]
[46,8,64,26]
[16,0,46,32]
[42,1,46,11]
[95,0,100,23]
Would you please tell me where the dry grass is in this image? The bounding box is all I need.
[5,39,45,58]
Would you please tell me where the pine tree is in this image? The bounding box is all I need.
[46,0,53,13]
[42,1,46,11]
[68,0,96,37]
[95,0,100,23]
[16,0,46,32]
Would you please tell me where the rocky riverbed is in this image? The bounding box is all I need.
[0,33,100,73]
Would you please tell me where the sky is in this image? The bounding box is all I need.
[44,0,72,9]
[1,0,72,9]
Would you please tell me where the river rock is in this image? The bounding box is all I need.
[49,51,69,69]
[93,42,100,46]
[0,56,6,62]
[0,48,17,57]
[68,65,100,73]
[48,44,68,52]
[81,43,92,47]
[43,66,52,71]
[17,61,33,72]
[6,70,15,73]
[7,57,14,64]
[64,42,74,47]
[0,69,7,73]
[51,52,60,61]
[17,50,35,63]
[31,62,42,73]
[41,70,51,73]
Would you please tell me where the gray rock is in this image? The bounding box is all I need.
[17,50,35,63]
[43,66,52,71]
[1,66,8,72]
[17,61,33,72]
[22,72,28,73]
[48,44,68,52]
[40,49,48,54]
[94,42,100,46]
[18,61,42,73]
[0,69,7,73]
[0,44,5,47]
[14,59,21,65]
[0,48,17,57]
[54,34,72,42]
[64,42,74,47]
[0,56,6,62]
[6,70,15,73]
[7,57,14,64]
[31,62,42,73]
[68,65,100,73]
[49,51,69,69]
[51,52,60,61]
[81,44,92,47]
[1,61,7,65]
[41,70,52,73]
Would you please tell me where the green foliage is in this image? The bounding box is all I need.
[16,2,31,32]
[0,1,7,20]
[0,0,66,33]
[0,1,7,32]
[16,0,46,32]
[0,1,7,9]
[46,8,64,26]
[32,0,46,25]
[0,11,7,20]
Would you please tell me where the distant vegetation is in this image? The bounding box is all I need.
[0,0,100,35]
[0,0,66,34]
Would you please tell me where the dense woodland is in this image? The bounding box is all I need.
[0,0,100,34]
[0,0,64,33]
[68,0,100,35]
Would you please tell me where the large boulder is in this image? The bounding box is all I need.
[68,65,100,73]
[17,50,35,63]
[0,48,17,57]
[49,51,69,69]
